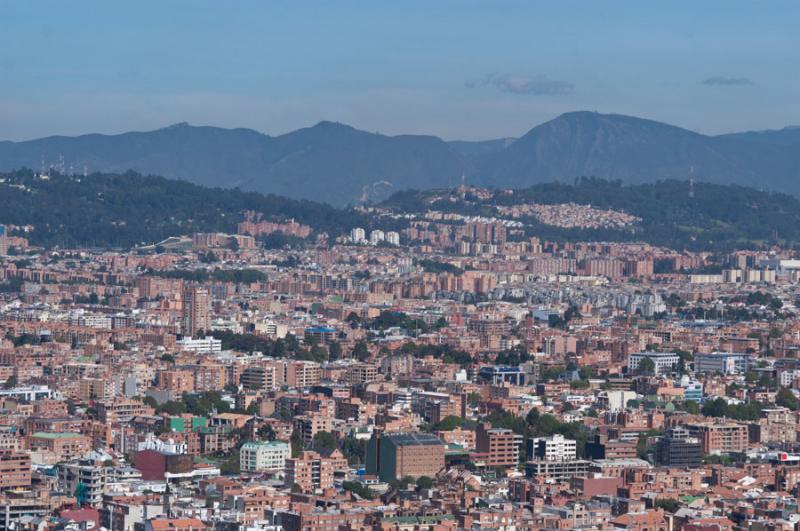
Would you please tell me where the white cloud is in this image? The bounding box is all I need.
[466,73,574,95]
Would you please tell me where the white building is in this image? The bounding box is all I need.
[0,385,55,401]
[350,227,366,243]
[627,352,680,375]
[369,230,385,245]
[176,336,222,353]
[138,436,188,455]
[386,231,400,246]
[779,369,800,387]
[598,390,637,412]
[254,321,289,339]
[679,376,704,402]
[240,441,290,472]
[527,434,577,462]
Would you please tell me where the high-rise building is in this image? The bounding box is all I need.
[369,230,385,245]
[182,286,210,337]
[350,227,366,243]
[0,225,7,257]
[385,231,400,246]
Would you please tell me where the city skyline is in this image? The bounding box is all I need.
[3,4,800,529]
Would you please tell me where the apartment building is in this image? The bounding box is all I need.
[475,422,523,468]
[240,364,280,392]
[527,434,578,462]
[28,432,91,461]
[685,421,749,455]
[182,286,210,337]
[345,363,379,385]
[240,441,290,473]
[0,452,31,490]
[79,377,115,401]
[96,398,155,424]
[292,414,333,446]
[285,451,334,494]
[284,360,321,388]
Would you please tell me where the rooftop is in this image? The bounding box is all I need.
[30,432,83,440]
[385,432,444,447]
[241,441,289,449]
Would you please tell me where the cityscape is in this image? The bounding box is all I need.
[1,2,800,531]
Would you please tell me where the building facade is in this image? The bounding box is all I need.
[240,441,290,473]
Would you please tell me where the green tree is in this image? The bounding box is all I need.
[341,435,367,465]
[776,388,800,410]
[434,415,463,431]
[467,392,483,407]
[3,375,17,389]
[258,424,276,441]
[143,396,159,409]
[158,401,186,416]
[655,499,680,513]
[416,476,433,489]
[485,410,527,435]
[636,357,656,375]
[328,342,343,361]
[342,480,373,499]
[220,450,240,475]
[312,431,337,452]
[291,430,304,457]
[682,400,700,414]
[352,341,370,362]
[636,429,662,460]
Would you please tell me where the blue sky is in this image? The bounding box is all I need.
[0,0,797,140]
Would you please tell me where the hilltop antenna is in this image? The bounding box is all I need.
[688,165,695,198]
[460,173,466,199]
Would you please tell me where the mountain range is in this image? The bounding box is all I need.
[1,111,799,205]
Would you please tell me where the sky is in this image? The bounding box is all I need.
[0,1,798,141]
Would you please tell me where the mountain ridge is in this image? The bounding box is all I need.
[2,112,800,205]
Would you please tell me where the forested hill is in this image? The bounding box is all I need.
[4,169,800,252]
[0,169,377,248]
[383,178,800,252]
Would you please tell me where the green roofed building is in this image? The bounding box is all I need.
[240,441,290,472]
